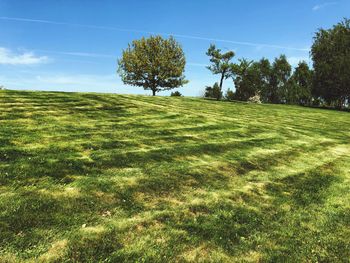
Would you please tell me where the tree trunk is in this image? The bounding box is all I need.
[152,89,156,96]
[219,72,225,91]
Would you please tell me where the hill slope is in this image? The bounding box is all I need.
[1,90,350,262]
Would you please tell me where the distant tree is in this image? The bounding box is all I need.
[257,58,272,103]
[311,18,350,108]
[231,59,259,101]
[270,55,292,103]
[170,91,182,97]
[232,58,273,103]
[204,82,222,100]
[118,35,188,96]
[285,78,299,105]
[206,44,235,97]
[289,61,313,105]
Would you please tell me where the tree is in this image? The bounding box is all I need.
[257,58,272,103]
[311,18,350,108]
[118,35,188,96]
[289,61,313,105]
[231,58,273,103]
[206,44,235,96]
[231,58,257,101]
[270,55,292,103]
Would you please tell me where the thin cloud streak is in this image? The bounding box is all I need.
[0,16,309,52]
[312,2,337,11]
[35,49,207,67]
[36,49,116,58]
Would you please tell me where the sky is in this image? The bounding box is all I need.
[0,0,349,96]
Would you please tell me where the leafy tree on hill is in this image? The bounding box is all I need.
[289,61,313,105]
[270,55,292,103]
[257,58,272,103]
[206,44,235,97]
[231,59,261,101]
[118,35,188,96]
[231,58,272,103]
[311,18,350,108]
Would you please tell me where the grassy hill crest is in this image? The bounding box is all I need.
[0,90,350,262]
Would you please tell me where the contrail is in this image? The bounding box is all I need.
[35,49,116,58]
[35,48,207,67]
[0,16,310,52]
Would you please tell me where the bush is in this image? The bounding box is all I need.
[312,98,321,107]
[225,89,236,101]
[170,91,182,97]
[204,82,222,100]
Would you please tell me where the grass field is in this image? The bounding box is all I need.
[0,89,350,262]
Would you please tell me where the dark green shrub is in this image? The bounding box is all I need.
[204,82,222,100]
[170,91,182,97]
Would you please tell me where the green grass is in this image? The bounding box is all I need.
[0,89,350,262]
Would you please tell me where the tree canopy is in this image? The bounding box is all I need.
[231,58,256,101]
[311,18,350,108]
[118,35,188,96]
[289,61,313,105]
[270,55,292,104]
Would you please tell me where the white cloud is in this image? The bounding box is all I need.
[0,47,48,65]
[312,2,337,11]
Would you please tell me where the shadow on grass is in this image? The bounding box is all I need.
[257,159,347,261]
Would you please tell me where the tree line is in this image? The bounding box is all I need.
[117,18,350,109]
[205,18,349,108]
[205,49,313,106]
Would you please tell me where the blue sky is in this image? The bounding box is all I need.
[0,0,349,96]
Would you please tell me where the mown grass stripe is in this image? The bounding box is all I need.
[0,90,349,262]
